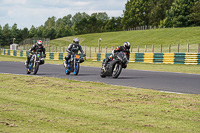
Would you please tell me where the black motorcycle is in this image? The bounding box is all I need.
[26,52,44,75]
[100,51,128,78]
[65,52,85,75]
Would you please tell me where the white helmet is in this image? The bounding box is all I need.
[37,40,43,46]
[123,42,130,49]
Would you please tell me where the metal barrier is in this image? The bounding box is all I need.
[92,52,200,65]
[1,49,200,65]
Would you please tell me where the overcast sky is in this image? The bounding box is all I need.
[0,0,127,29]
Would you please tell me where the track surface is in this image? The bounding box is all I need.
[0,61,199,94]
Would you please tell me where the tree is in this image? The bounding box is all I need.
[72,12,90,25]
[74,18,88,35]
[43,27,56,39]
[64,25,73,36]
[2,24,11,45]
[29,25,37,38]
[122,0,152,29]
[189,0,200,26]
[104,17,123,31]
[56,23,65,38]
[162,0,198,27]
[91,12,109,23]
[62,14,72,27]
[44,16,56,28]
[148,0,174,26]
[21,27,29,40]
[0,25,3,45]
[11,23,21,44]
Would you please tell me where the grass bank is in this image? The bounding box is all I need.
[1,55,200,74]
[50,27,200,53]
[0,73,200,133]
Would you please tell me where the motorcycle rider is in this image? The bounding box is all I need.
[103,42,131,69]
[63,38,85,68]
[25,40,46,68]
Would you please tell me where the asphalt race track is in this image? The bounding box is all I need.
[0,61,199,94]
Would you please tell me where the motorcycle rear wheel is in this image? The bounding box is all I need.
[100,69,106,78]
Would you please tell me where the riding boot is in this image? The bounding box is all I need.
[63,60,68,68]
[26,60,30,68]
[104,58,111,68]
[25,61,28,68]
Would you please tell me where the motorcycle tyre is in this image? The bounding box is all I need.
[26,62,33,74]
[74,63,80,75]
[27,69,31,74]
[65,67,70,75]
[100,69,106,78]
[33,62,39,75]
[112,63,122,78]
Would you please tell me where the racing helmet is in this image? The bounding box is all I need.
[37,40,43,46]
[73,38,79,45]
[123,42,130,49]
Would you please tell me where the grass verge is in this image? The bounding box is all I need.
[0,73,200,133]
[1,55,200,74]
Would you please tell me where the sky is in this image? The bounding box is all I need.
[0,0,127,29]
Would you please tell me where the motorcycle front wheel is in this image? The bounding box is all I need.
[112,63,122,78]
[65,67,70,75]
[33,62,39,75]
[26,61,33,74]
[74,63,80,75]
[26,69,31,74]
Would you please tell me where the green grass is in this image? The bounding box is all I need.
[1,55,200,74]
[50,27,200,53]
[0,73,200,133]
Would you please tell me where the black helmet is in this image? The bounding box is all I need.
[123,42,130,49]
[73,38,79,45]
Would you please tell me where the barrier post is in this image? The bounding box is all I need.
[177,44,179,53]
[90,47,91,58]
[152,44,154,53]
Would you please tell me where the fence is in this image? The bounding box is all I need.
[125,25,186,31]
[2,48,200,65]
[19,38,50,46]
[18,43,200,56]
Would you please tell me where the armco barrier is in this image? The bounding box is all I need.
[92,52,200,65]
[1,49,200,65]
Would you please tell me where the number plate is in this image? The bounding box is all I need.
[75,55,80,59]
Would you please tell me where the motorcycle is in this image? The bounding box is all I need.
[26,52,44,75]
[64,52,85,75]
[100,51,128,78]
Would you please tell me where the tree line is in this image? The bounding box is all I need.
[0,0,200,46]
